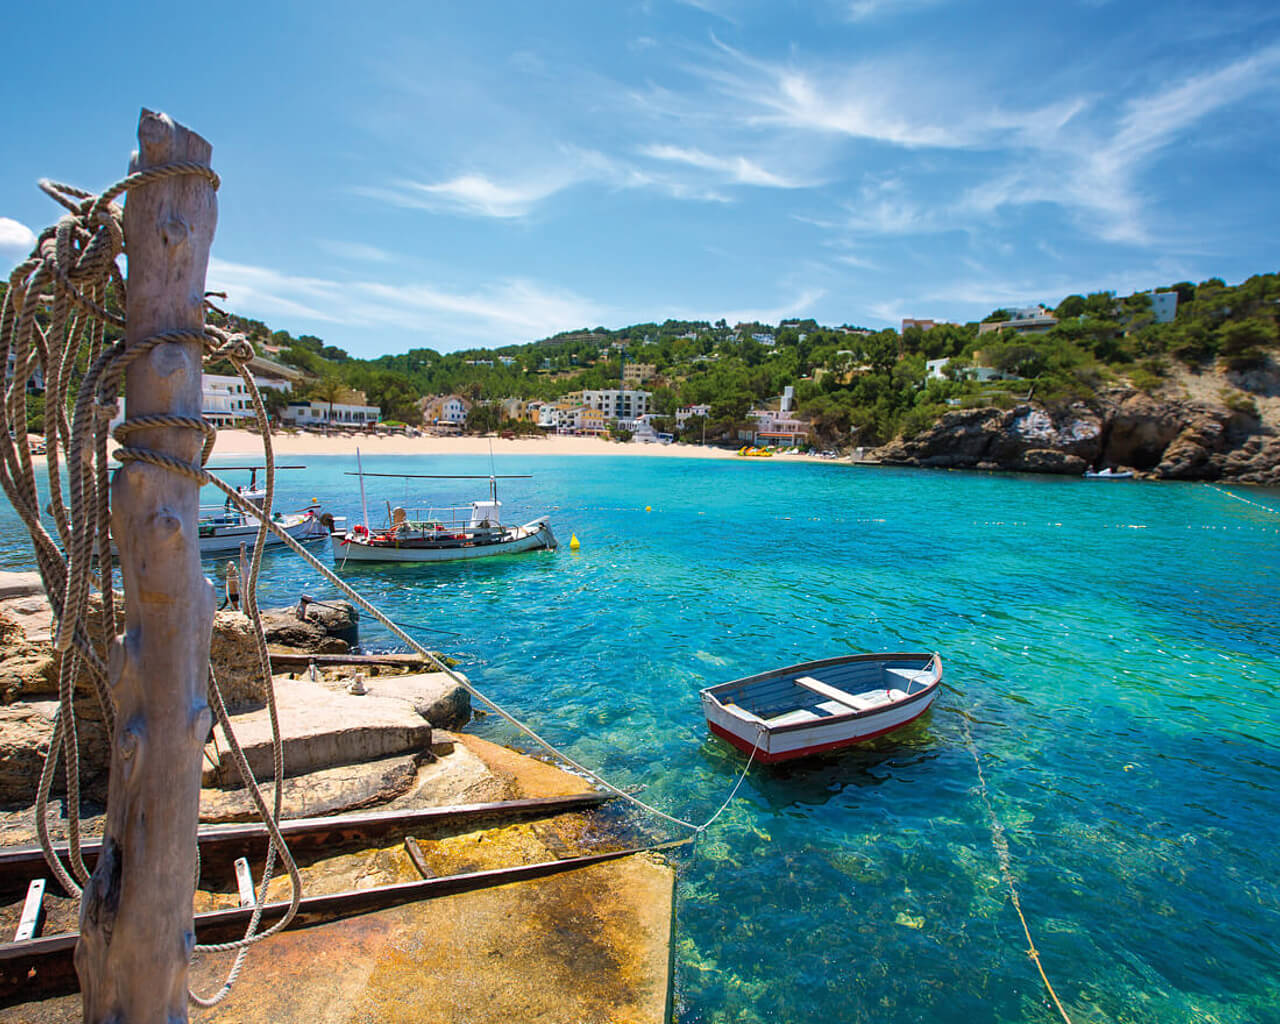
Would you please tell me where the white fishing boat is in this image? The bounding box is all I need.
[113,465,334,557]
[1083,467,1134,480]
[700,651,942,763]
[330,454,557,565]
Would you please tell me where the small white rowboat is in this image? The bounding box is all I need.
[700,651,942,763]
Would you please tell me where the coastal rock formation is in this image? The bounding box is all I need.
[874,403,1102,474]
[873,379,1280,485]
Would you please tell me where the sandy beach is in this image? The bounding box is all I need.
[208,429,837,463]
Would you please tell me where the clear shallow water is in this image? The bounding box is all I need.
[4,456,1279,1023]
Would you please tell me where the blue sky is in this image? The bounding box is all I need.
[2,1,1278,356]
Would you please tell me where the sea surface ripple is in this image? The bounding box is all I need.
[3,455,1278,1023]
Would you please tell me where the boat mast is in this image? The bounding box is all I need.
[356,447,370,531]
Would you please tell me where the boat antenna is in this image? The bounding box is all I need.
[488,439,498,503]
[356,447,370,532]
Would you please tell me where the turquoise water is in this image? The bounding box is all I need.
[4,456,1280,1023]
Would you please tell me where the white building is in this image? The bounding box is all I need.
[571,388,651,421]
[675,404,711,429]
[925,358,950,381]
[202,372,294,426]
[281,398,380,428]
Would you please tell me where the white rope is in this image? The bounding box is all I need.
[1,162,759,1012]
[0,169,300,1009]
[1205,481,1280,515]
[216,479,758,836]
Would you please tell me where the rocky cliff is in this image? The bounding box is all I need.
[872,369,1280,485]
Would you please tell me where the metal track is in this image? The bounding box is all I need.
[0,836,689,1001]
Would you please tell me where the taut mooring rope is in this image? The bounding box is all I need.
[1,156,758,1009]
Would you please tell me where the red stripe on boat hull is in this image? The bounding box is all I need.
[708,703,933,764]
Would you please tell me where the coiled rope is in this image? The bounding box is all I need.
[0,161,757,1007]
[959,715,1074,1024]
[0,167,302,1008]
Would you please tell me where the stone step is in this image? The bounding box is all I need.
[204,679,432,787]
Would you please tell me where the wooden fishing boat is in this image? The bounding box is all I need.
[700,651,942,763]
[330,455,556,565]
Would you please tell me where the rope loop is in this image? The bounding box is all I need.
[1,152,760,1012]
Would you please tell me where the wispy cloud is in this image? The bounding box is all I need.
[693,35,1083,150]
[961,44,1280,243]
[358,142,762,219]
[208,257,609,350]
[842,177,935,235]
[0,218,36,257]
[357,171,578,219]
[640,144,814,188]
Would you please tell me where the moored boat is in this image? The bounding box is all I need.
[112,465,335,557]
[700,651,942,763]
[329,455,557,565]
[1083,467,1134,479]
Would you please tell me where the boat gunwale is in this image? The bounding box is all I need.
[700,652,942,735]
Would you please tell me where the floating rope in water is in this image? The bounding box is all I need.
[960,715,1075,1024]
[1204,482,1279,515]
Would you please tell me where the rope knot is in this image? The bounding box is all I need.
[215,335,255,364]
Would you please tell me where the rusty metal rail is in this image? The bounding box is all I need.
[1,835,690,1001]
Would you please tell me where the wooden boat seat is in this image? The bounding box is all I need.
[796,676,908,713]
[793,676,856,704]
[884,667,933,688]
[766,708,824,726]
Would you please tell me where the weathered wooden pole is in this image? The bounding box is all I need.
[76,110,217,1023]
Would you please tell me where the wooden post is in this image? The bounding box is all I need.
[75,110,217,1023]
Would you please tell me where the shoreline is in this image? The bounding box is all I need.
[206,429,838,463]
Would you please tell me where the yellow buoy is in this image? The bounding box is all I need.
[645,505,652,512]
[569,533,580,550]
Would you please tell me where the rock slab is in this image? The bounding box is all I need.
[203,679,433,786]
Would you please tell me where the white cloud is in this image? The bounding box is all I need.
[962,45,1280,243]
[0,218,37,256]
[842,178,935,236]
[207,257,608,350]
[640,144,812,188]
[358,143,754,219]
[694,36,1078,150]
[359,172,576,219]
